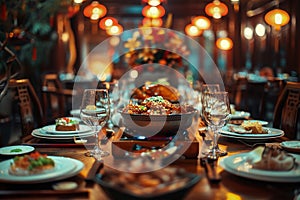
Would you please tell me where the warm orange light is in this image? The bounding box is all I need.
[142,0,162,6]
[192,16,211,30]
[205,0,228,19]
[216,37,233,50]
[142,17,163,27]
[83,1,107,20]
[106,24,123,35]
[185,24,202,37]
[99,17,118,30]
[142,5,165,18]
[265,9,290,30]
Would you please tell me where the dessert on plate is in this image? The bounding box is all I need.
[55,117,80,131]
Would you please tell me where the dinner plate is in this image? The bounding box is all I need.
[220,125,284,140]
[31,129,94,140]
[219,152,300,182]
[41,124,92,135]
[230,111,251,119]
[0,145,35,156]
[281,141,300,153]
[0,156,84,184]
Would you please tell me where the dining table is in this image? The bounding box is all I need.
[0,125,299,200]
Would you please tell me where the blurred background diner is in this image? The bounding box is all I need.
[0,0,300,145]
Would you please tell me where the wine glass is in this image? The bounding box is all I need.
[200,84,227,157]
[201,91,230,160]
[97,81,119,129]
[80,89,110,159]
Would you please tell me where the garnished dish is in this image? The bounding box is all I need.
[9,151,55,176]
[96,166,200,200]
[131,84,180,102]
[55,117,80,131]
[123,96,194,115]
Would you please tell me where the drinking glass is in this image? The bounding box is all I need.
[80,89,110,159]
[97,81,119,128]
[200,84,227,157]
[202,91,230,160]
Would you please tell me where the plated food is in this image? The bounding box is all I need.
[96,166,200,200]
[55,117,80,131]
[123,96,194,115]
[248,146,296,171]
[9,151,55,176]
[131,84,180,102]
[220,145,300,182]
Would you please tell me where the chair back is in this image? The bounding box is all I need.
[273,81,300,139]
[9,79,44,139]
[42,74,73,123]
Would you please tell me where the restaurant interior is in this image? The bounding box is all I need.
[0,0,300,199]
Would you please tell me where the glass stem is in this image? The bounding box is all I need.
[94,126,100,151]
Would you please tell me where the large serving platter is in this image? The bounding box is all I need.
[219,152,300,182]
[0,156,84,183]
[220,125,284,140]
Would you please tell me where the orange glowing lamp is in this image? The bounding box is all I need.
[106,24,123,36]
[99,17,118,30]
[83,1,107,20]
[205,0,228,19]
[142,5,165,18]
[216,37,233,50]
[192,16,211,30]
[185,24,202,37]
[264,9,290,31]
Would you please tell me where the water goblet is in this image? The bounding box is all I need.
[80,89,110,159]
[201,91,230,160]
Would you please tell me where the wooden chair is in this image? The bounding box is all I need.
[273,81,300,140]
[42,74,73,123]
[8,79,44,141]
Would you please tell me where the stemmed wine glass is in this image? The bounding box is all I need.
[200,84,227,157]
[80,89,110,159]
[201,91,230,160]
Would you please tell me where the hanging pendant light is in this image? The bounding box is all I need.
[205,0,228,19]
[185,24,202,37]
[83,1,107,20]
[106,24,123,36]
[192,16,211,30]
[99,17,118,30]
[142,5,165,18]
[264,8,290,31]
[216,37,233,50]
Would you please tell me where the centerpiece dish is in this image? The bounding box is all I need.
[120,95,196,137]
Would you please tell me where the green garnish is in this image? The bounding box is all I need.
[10,148,22,153]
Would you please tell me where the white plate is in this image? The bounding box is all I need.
[31,129,94,140]
[220,125,284,140]
[41,124,92,135]
[0,145,35,156]
[219,152,300,182]
[281,141,300,153]
[0,156,84,183]
[230,111,251,119]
